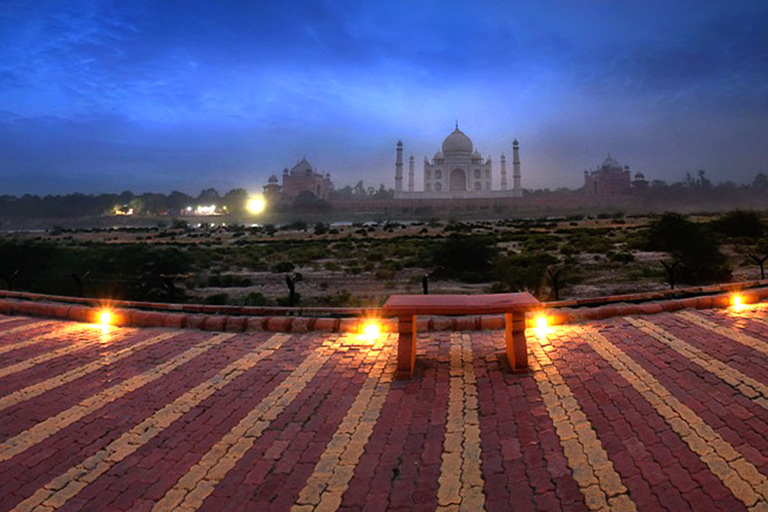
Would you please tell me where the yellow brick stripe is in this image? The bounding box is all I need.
[11,333,290,512]
[578,326,768,510]
[433,333,485,512]
[0,323,86,356]
[151,334,343,512]
[0,332,236,462]
[627,317,768,410]
[530,334,636,512]
[292,335,395,512]
[0,320,62,350]
[733,306,768,326]
[0,325,135,379]
[677,310,768,356]
[0,331,179,413]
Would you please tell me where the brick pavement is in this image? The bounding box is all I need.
[1,306,767,511]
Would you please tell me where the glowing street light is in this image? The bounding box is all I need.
[732,294,745,310]
[247,197,266,215]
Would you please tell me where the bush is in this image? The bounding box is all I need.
[323,261,340,271]
[272,261,296,273]
[711,210,765,239]
[206,274,253,287]
[431,234,499,282]
[203,293,229,305]
[646,213,730,284]
[313,222,329,235]
[375,269,396,280]
[610,252,635,264]
[242,292,271,306]
[493,252,559,295]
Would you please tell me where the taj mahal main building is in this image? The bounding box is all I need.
[394,124,522,199]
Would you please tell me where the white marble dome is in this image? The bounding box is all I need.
[442,128,473,154]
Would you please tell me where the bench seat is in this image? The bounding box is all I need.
[382,293,541,379]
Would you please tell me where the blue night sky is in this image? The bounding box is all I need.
[1,0,767,196]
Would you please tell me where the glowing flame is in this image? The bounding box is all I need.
[732,294,744,310]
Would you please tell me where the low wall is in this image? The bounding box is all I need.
[1,281,767,333]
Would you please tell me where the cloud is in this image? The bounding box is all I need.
[0,0,767,194]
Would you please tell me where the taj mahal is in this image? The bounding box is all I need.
[394,124,522,199]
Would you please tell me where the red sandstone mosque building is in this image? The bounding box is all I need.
[583,155,649,196]
[263,158,334,201]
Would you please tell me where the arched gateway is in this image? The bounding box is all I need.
[450,168,466,191]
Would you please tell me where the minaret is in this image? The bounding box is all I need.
[408,155,415,192]
[500,154,507,190]
[512,139,522,197]
[395,141,403,194]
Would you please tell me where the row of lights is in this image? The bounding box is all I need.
[93,293,750,334]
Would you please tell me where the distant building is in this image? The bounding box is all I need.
[264,158,334,201]
[394,124,522,199]
[583,155,648,196]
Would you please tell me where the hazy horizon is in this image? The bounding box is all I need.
[1,0,767,196]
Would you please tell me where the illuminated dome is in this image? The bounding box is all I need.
[442,127,473,154]
[290,158,313,176]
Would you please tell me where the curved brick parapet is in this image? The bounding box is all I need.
[1,280,767,333]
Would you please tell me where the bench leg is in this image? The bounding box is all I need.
[504,312,529,372]
[396,314,416,379]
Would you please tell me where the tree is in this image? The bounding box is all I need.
[697,170,712,191]
[711,210,765,239]
[222,188,249,215]
[646,213,730,285]
[753,173,768,192]
[167,190,193,213]
[292,191,330,213]
[494,252,559,296]
[353,181,366,198]
[431,235,499,282]
[196,188,220,204]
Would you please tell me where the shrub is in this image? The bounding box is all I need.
[646,212,730,284]
[711,210,765,239]
[375,269,396,280]
[203,293,229,305]
[272,261,296,273]
[242,292,271,306]
[493,252,559,295]
[206,274,253,288]
[431,234,499,282]
[610,252,635,264]
[323,261,340,271]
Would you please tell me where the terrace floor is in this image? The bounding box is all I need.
[0,305,767,511]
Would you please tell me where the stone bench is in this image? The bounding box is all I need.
[382,293,541,379]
